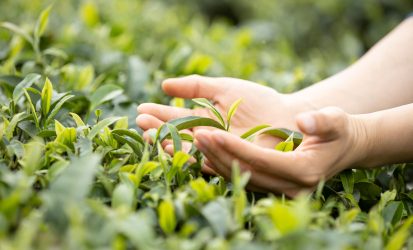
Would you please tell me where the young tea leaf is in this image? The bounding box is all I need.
[41,78,53,116]
[158,199,177,234]
[88,116,122,140]
[0,22,34,45]
[275,132,295,152]
[262,128,303,145]
[12,73,41,102]
[34,5,52,41]
[166,123,182,153]
[240,124,271,140]
[226,98,242,131]
[192,98,225,128]
[157,116,225,143]
[44,94,74,125]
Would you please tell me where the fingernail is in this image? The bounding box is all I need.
[212,132,225,146]
[298,113,316,133]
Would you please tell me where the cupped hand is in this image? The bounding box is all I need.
[136,75,302,149]
[192,107,368,197]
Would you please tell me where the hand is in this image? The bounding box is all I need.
[137,75,304,150]
[192,107,368,197]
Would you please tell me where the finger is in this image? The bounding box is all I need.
[142,130,171,147]
[196,130,301,196]
[162,75,223,99]
[201,130,314,185]
[137,103,195,122]
[194,137,232,179]
[136,114,163,130]
[203,153,276,194]
[296,107,347,140]
[165,141,193,154]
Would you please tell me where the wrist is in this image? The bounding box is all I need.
[348,113,379,169]
[283,91,320,115]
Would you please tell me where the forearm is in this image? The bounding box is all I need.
[289,17,413,114]
[356,103,413,168]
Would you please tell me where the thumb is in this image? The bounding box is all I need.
[162,75,221,99]
[296,107,348,139]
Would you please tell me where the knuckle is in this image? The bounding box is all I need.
[297,169,322,187]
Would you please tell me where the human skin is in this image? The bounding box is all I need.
[136,17,413,195]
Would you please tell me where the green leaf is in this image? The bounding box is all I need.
[355,181,382,200]
[275,132,295,152]
[89,84,123,111]
[136,161,159,186]
[12,73,41,102]
[192,98,225,128]
[158,199,176,234]
[275,141,294,152]
[45,154,100,203]
[112,129,144,145]
[240,124,271,140]
[226,98,242,131]
[23,89,39,128]
[262,127,303,145]
[69,112,86,127]
[0,22,34,45]
[18,138,44,175]
[340,170,354,194]
[44,94,74,125]
[385,216,413,250]
[41,78,53,116]
[112,183,134,210]
[112,133,143,159]
[5,112,29,140]
[172,151,191,169]
[157,116,225,143]
[166,123,182,153]
[382,201,404,227]
[34,5,52,41]
[88,116,122,140]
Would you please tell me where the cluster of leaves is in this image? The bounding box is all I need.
[0,1,412,249]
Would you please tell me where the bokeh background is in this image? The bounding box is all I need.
[1,0,412,105]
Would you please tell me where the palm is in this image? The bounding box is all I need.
[137,75,297,149]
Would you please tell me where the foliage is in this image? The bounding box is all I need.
[0,1,412,249]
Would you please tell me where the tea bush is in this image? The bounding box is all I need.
[0,1,412,249]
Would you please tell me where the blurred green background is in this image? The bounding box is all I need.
[1,0,412,105]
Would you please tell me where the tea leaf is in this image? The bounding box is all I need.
[88,117,122,140]
[112,129,144,145]
[89,84,123,111]
[5,112,29,140]
[226,98,242,131]
[192,98,225,128]
[12,73,41,102]
[44,94,74,125]
[262,128,303,145]
[112,183,134,210]
[23,89,39,128]
[158,199,176,234]
[166,123,182,153]
[157,116,225,143]
[34,5,52,41]
[112,133,143,158]
[240,124,271,140]
[41,78,53,116]
[69,112,86,127]
[385,216,413,250]
[340,170,354,194]
[0,22,33,45]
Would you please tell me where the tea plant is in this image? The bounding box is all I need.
[0,2,412,250]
